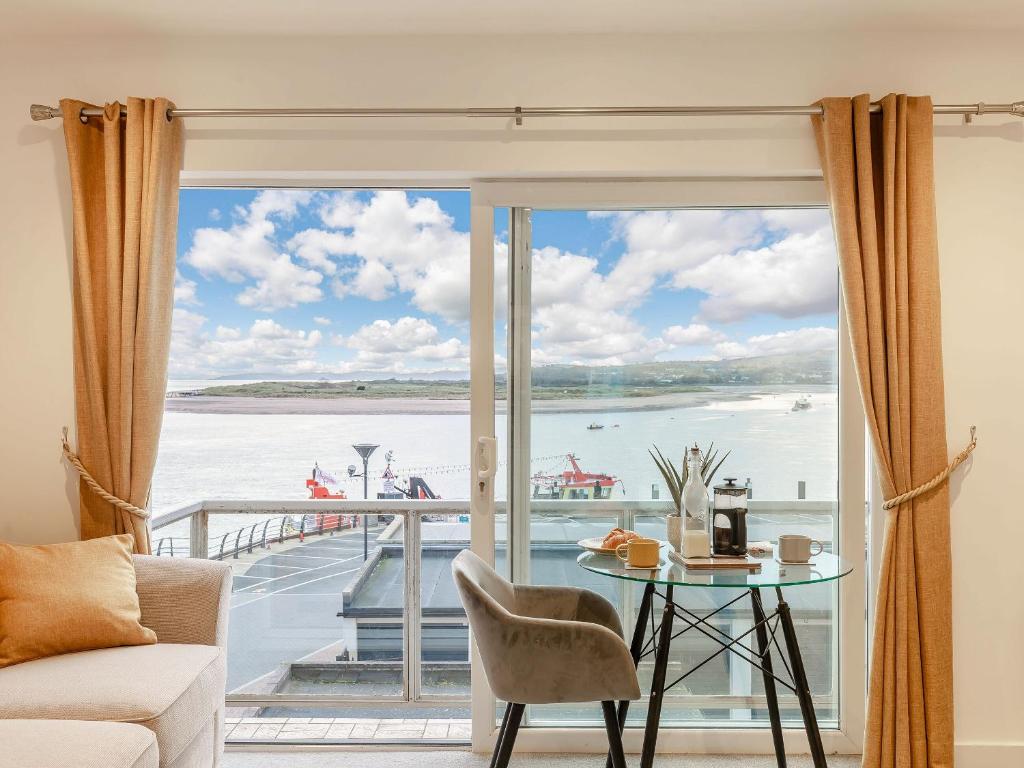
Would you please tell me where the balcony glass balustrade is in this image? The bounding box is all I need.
[151,499,838,743]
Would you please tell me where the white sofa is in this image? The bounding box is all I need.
[0,555,232,768]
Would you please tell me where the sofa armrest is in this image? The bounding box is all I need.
[133,555,232,648]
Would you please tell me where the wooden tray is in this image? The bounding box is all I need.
[668,551,763,571]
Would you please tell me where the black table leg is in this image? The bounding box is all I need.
[751,588,786,768]
[606,582,655,768]
[776,587,827,768]
[640,584,674,768]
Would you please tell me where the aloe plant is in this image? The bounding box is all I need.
[649,442,730,515]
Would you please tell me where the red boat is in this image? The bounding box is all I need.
[307,464,347,500]
[303,465,351,531]
[531,453,622,500]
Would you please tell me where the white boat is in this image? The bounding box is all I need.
[792,395,811,412]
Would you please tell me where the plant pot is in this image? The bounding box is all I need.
[666,514,684,553]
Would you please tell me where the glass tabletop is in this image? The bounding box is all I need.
[577,547,852,589]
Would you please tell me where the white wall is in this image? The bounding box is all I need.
[1,31,1021,763]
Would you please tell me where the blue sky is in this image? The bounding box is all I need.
[171,189,838,378]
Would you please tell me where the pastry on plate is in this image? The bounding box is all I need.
[601,527,640,549]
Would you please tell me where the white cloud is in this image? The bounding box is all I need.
[713,326,838,359]
[308,191,475,323]
[345,317,440,354]
[519,208,836,364]
[761,208,832,237]
[173,269,199,305]
[527,246,668,365]
[178,192,837,373]
[500,211,792,365]
[287,229,349,274]
[600,209,837,323]
[532,308,667,365]
[169,309,324,376]
[600,209,768,310]
[414,337,467,361]
[319,192,364,229]
[661,323,726,347]
[184,190,324,311]
[341,316,468,370]
[246,189,312,223]
[674,228,838,323]
[208,208,221,222]
[334,258,395,302]
[235,255,323,310]
[170,307,206,340]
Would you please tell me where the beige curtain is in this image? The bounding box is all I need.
[813,94,953,768]
[62,98,184,555]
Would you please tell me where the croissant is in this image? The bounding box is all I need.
[602,528,639,549]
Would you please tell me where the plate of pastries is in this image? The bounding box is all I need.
[578,527,641,554]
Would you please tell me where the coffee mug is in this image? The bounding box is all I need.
[616,537,660,568]
[778,534,824,563]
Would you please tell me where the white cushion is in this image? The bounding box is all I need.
[0,719,158,768]
[0,644,224,767]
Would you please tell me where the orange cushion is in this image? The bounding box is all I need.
[0,534,156,668]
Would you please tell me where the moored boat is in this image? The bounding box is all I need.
[531,453,622,500]
[307,464,347,499]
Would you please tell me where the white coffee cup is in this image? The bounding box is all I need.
[778,534,824,563]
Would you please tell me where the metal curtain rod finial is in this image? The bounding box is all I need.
[29,100,1024,122]
[30,104,61,121]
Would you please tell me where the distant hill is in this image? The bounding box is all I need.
[211,369,469,382]
[193,350,835,399]
[527,349,836,388]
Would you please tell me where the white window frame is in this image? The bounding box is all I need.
[469,178,866,758]
[176,173,866,757]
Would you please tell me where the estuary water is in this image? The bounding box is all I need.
[152,384,838,544]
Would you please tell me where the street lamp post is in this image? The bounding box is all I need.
[349,443,379,561]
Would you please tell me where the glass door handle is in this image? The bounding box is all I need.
[477,436,497,485]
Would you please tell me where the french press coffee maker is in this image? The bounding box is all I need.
[712,477,748,556]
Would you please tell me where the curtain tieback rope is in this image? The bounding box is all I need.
[58,422,975,519]
[882,426,977,510]
[60,427,151,521]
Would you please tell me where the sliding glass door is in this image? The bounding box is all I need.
[468,181,864,756]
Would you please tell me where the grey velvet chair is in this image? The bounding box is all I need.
[452,549,641,768]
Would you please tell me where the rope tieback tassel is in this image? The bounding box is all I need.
[59,424,975,519]
[60,427,151,521]
[882,426,978,510]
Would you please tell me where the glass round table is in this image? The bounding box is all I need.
[578,548,852,589]
[577,548,852,768]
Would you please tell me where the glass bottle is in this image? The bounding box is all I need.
[681,446,710,557]
[682,445,710,533]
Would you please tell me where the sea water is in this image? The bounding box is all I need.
[151,385,838,544]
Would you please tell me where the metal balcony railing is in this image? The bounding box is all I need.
[154,512,359,560]
[150,499,839,717]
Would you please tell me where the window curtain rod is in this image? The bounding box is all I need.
[29,100,1024,124]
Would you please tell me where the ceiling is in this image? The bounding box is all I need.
[5,0,1024,37]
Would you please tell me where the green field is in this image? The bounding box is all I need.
[194,350,834,400]
[195,380,711,400]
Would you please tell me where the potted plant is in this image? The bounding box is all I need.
[649,443,729,552]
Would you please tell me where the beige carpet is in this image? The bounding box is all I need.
[224,750,860,767]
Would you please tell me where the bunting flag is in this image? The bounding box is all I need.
[314,466,339,485]
[315,453,563,482]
